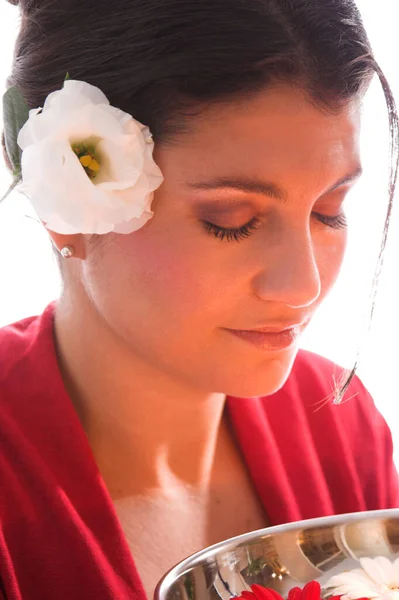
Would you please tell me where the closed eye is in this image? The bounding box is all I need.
[201,217,262,242]
[313,212,347,229]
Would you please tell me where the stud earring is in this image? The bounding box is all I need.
[60,246,74,258]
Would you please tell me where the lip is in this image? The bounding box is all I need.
[241,323,303,334]
[224,325,302,352]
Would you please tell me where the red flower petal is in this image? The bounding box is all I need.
[251,584,285,600]
[301,581,322,600]
[239,593,254,600]
[327,595,369,600]
[288,588,303,600]
[240,593,256,600]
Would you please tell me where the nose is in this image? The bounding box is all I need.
[251,225,321,309]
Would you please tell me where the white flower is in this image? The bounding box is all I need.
[325,557,399,600]
[17,79,163,234]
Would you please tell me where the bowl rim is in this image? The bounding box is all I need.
[155,508,399,600]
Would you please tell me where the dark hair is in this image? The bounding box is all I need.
[3,0,398,402]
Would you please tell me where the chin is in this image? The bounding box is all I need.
[216,346,299,399]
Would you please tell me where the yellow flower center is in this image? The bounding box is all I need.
[79,154,100,172]
[72,141,101,180]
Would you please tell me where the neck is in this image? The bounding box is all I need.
[54,292,227,498]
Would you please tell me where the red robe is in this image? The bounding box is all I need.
[0,304,397,599]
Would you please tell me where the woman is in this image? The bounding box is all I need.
[0,0,398,598]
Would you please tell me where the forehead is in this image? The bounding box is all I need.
[157,84,361,190]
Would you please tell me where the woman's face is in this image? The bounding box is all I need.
[80,84,362,397]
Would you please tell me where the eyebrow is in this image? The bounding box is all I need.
[186,166,363,203]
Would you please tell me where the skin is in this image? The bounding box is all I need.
[49,83,362,592]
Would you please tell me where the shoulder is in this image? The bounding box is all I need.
[228,349,398,514]
[0,303,56,400]
[228,349,380,442]
[278,348,374,411]
[288,348,359,389]
[0,313,42,373]
[265,349,389,452]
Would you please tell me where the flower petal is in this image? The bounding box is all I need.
[61,103,126,141]
[301,581,322,600]
[45,79,110,112]
[17,108,42,148]
[391,559,399,584]
[18,79,163,234]
[250,585,284,600]
[112,209,153,234]
[95,136,144,189]
[325,569,380,600]
[100,103,135,128]
[20,103,126,149]
[360,558,395,587]
[288,587,302,600]
[241,592,256,600]
[327,570,376,588]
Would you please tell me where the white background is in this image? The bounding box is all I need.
[1,2,399,461]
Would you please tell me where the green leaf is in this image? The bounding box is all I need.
[64,72,70,82]
[12,165,21,179]
[2,85,30,176]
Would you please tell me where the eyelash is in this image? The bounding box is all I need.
[202,217,262,242]
[313,212,348,230]
[202,213,347,243]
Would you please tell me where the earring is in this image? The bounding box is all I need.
[60,246,74,258]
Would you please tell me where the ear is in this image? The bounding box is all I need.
[47,230,86,260]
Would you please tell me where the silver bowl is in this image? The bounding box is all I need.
[155,509,399,600]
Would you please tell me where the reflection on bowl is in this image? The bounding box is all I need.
[155,509,399,600]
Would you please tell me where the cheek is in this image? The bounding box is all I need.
[96,232,227,328]
[316,229,348,294]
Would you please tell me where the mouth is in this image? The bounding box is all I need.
[223,323,304,352]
